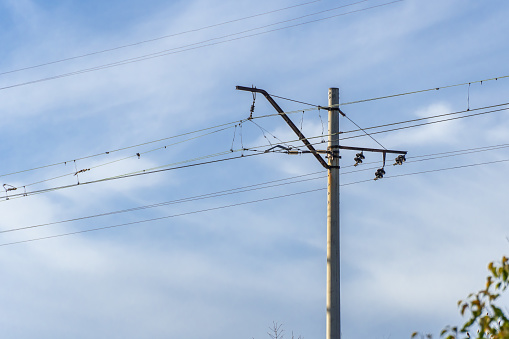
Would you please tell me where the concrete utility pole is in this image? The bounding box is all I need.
[236,85,406,339]
[327,88,340,339]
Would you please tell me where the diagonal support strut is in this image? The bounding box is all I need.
[236,86,330,169]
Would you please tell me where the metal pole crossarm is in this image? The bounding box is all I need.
[318,105,346,117]
[236,86,330,170]
[287,149,331,155]
[337,145,407,155]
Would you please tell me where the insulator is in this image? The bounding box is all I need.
[353,152,365,166]
[374,168,385,180]
[393,154,406,165]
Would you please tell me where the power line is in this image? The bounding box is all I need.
[271,76,509,107]
[0,187,327,247]
[341,114,386,149]
[338,105,509,141]
[3,155,509,247]
[340,76,509,106]
[0,0,402,92]
[17,101,506,195]
[408,143,509,161]
[11,126,234,190]
[3,93,507,185]
[0,105,315,180]
[243,102,509,152]
[0,0,322,76]
[339,102,509,136]
[0,172,325,233]
[4,99,507,197]
[341,143,509,169]
[0,123,237,179]
[2,152,266,201]
[4,140,509,232]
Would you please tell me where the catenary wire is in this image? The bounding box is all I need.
[338,106,509,141]
[244,103,509,152]
[4,100,508,195]
[0,121,240,179]
[2,131,509,211]
[4,155,509,247]
[1,172,326,233]
[1,152,266,201]
[270,76,509,107]
[0,103,322,180]
[340,143,509,169]
[340,76,509,106]
[17,99,495,195]
[2,139,501,233]
[0,187,327,247]
[0,0,402,92]
[338,102,509,136]
[14,126,234,189]
[8,140,508,233]
[0,0,322,76]
[2,93,507,183]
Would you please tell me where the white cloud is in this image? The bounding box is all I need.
[1,0,509,338]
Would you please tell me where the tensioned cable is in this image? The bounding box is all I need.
[338,106,509,141]
[5,132,509,208]
[342,114,386,149]
[1,152,266,201]
[341,76,509,106]
[244,103,509,152]
[0,0,402,92]
[338,102,509,136]
[0,188,327,247]
[4,100,507,196]
[0,103,321,179]
[0,106,312,179]
[0,0,322,76]
[3,93,506,182]
[340,143,509,169]
[1,172,326,233]
[267,91,387,148]
[6,149,247,196]
[270,76,509,107]
[0,122,239,179]
[3,156,509,247]
[235,101,509,147]
[14,126,233,189]
[408,143,509,160]
[8,140,509,233]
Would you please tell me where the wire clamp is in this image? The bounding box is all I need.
[3,184,17,200]
[3,184,17,192]
[74,168,90,176]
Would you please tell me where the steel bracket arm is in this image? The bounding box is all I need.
[236,86,330,169]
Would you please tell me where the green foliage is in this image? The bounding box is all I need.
[414,256,509,339]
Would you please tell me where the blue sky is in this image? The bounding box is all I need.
[1,0,509,338]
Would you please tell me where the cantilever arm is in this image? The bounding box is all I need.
[236,86,330,169]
